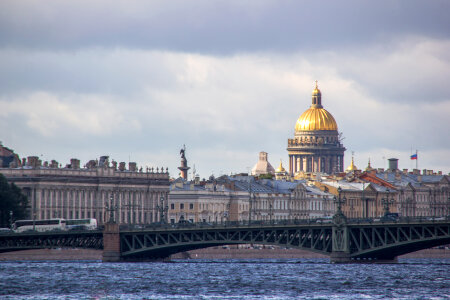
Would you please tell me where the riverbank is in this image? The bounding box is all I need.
[0,247,449,261]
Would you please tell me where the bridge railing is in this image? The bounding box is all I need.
[121,216,450,231]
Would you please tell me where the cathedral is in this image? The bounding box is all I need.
[287,82,346,175]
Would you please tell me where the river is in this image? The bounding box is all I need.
[0,258,449,299]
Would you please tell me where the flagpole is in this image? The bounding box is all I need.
[416,150,418,170]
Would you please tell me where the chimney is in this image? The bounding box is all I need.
[70,158,80,169]
[388,158,398,171]
[413,169,420,175]
[423,169,427,176]
[438,171,442,175]
[129,162,137,172]
[119,162,126,171]
[402,169,408,175]
[377,168,384,173]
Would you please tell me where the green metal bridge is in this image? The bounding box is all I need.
[0,218,449,263]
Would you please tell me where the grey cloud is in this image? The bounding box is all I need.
[0,0,449,53]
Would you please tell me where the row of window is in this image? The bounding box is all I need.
[170,203,194,210]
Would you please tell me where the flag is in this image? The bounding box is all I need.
[410,154,417,160]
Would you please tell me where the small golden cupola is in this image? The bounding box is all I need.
[365,158,375,172]
[346,155,358,172]
[295,81,338,132]
[276,160,286,173]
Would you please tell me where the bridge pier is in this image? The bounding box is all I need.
[102,223,121,262]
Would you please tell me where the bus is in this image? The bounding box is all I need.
[13,219,66,233]
[65,219,98,231]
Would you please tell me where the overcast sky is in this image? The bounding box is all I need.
[1,0,449,178]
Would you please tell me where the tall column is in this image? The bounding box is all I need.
[289,155,292,176]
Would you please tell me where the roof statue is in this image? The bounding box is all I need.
[180,144,186,159]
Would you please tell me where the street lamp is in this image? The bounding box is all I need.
[9,211,13,230]
[334,187,347,215]
[156,196,168,223]
[269,203,273,224]
[381,189,394,216]
[333,186,347,224]
[105,194,118,224]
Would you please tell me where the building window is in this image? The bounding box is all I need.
[180,203,184,210]
[189,203,194,210]
[171,203,175,210]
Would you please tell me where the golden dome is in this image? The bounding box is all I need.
[276,160,286,173]
[295,81,338,132]
[295,108,338,131]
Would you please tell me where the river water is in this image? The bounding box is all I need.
[0,258,449,299]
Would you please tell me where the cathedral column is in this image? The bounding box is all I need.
[289,155,293,175]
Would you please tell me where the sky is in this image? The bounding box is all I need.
[1,0,449,178]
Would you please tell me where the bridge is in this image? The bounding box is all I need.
[0,218,449,263]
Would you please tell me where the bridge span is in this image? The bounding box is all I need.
[0,219,449,263]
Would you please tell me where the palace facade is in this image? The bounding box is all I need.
[0,148,170,225]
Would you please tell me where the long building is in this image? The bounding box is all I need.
[0,146,170,225]
[168,175,335,223]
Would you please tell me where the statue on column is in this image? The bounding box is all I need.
[180,144,186,159]
[178,144,190,180]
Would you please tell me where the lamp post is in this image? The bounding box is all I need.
[334,187,346,215]
[105,194,118,224]
[269,203,273,224]
[333,186,347,224]
[248,177,253,225]
[9,211,13,230]
[381,189,394,216]
[156,196,168,223]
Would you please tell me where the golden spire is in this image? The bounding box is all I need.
[346,153,358,172]
[312,80,321,96]
[365,158,374,172]
[276,159,286,173]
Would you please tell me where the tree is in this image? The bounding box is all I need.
[0,174,29,227]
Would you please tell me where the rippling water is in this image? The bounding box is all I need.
[0,258,449,299]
